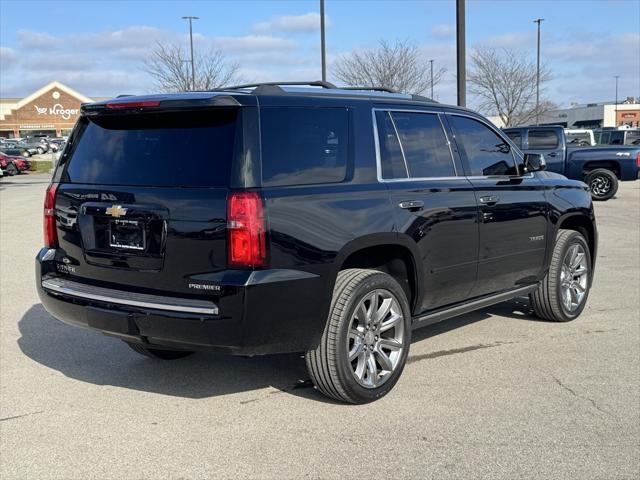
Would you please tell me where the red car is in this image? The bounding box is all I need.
[0,152,29,175]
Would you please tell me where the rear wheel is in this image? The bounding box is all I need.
[305,269,411,404]
[586,168,618,201]
[5,162,18,176]
[530,229,592,322]
[125,342,194,360]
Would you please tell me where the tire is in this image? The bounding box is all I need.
[586,168,618,201]
[530,230,592,322]
[5,162,18,176]
[21,150,30,158]
[305,269,412,404]
[37,147,44,155]
[125,341,194,360]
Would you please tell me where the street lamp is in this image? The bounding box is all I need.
[429,59,434,99]
[181,16,199,90]
[614,75,620,127]
[534,18,544,125]
[456,0,466,107]
[320,0,327,82]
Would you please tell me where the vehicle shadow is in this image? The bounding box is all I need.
[17,297,539,402]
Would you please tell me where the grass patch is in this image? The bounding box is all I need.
[29,160,54,173]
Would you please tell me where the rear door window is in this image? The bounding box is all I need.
[61,109,237,187]
[528,130,560,149]
[260,107,349,187]
[505,131,522,148]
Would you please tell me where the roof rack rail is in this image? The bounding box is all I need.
[340,86,398,93]
[223,81,337,91]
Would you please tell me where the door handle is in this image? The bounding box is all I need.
[398,200,424,211]
[546,152,559,157]
[479,195,500,206]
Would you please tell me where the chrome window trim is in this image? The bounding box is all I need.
[445,111,523,177]
[372,107,459,183]
[387,112,410,178]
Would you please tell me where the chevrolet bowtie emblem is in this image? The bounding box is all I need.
[105,205,127,218]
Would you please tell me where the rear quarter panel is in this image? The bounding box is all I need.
[566,146,640,181]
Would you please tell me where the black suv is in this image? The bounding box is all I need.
[36,82,597,403]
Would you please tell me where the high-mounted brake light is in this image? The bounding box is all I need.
[106,100,161,109]
[227,192,266,268]
[43,183,59,248]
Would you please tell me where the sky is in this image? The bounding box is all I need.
[0,0,639,110]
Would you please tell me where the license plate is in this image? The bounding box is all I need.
[109,219,145,250]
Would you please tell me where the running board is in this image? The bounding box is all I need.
[411,284,537,329]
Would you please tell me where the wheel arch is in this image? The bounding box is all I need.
[555,213,597,269]
[583,161,621,179]
[332,234,424,315]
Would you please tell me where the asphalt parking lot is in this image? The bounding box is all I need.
[1,173,638,479]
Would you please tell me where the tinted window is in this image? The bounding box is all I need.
[505,131,522,148]
[375,111,407,179]
[625,131,640,145]
[260,107,348,187]
[390,112,455,178]
[528,130,560,149]
[62,110,237,187]
[449,115,517,176]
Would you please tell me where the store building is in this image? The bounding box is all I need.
[537,97,640,129]
[0,81,104,138]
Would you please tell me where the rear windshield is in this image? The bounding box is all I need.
[60,109,238,187]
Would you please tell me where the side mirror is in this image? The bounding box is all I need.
[523,153,546,173]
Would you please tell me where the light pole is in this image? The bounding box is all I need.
[181,16,199,90]
[429,59,434,99]
[320,0,327,82]
[456,0,466,107]
[614,75,620,127]
[534,18,544,125]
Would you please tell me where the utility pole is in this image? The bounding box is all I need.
[534,18,544,125]
[614,75,620,127]
[320,0,327,82]
[182,16,199,90]
[429,59,434,99]
[456,0,466,107]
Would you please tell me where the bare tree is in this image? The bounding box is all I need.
[144,42,243,92]
[333,39,446,96]
[469,47,555,127]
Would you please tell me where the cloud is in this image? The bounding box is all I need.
[431,24,455,39]
[252,12,327,34]
[17,30,63,49]
[0,47,18,70]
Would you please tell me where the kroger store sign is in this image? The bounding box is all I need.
[34,103,79,120]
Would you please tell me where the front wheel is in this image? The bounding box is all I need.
[530,229,592,322]
[305,269,411,404]
[36,147,44,155]
[586,168,618,201]
[5,162,18,176]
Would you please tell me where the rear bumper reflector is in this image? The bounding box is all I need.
[41,277,218,316]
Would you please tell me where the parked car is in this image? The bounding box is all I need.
[0,141,35,157]
[22,137,49,154]
[0,152,29,173]
[37,83,598,404]
[593,128,640,146]
[0,153,19,176]
[565,129,595,146]
[504,125,640,201]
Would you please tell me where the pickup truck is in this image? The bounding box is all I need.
[504,125,640,200]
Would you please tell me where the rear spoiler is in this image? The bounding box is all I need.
[81,94,242,115]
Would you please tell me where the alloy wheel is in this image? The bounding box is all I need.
[560,243,589,312]
[589,175,611,197]
[346,289,405,389]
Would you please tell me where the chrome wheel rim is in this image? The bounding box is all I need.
[590,176,611,197]
[346,289,405,389]
[560,243,589,312]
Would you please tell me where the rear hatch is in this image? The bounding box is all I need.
[51,104,240,298]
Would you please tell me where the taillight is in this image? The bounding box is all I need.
[227,191,266,267]
[636,152,640,168]
[43,183,59,248]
